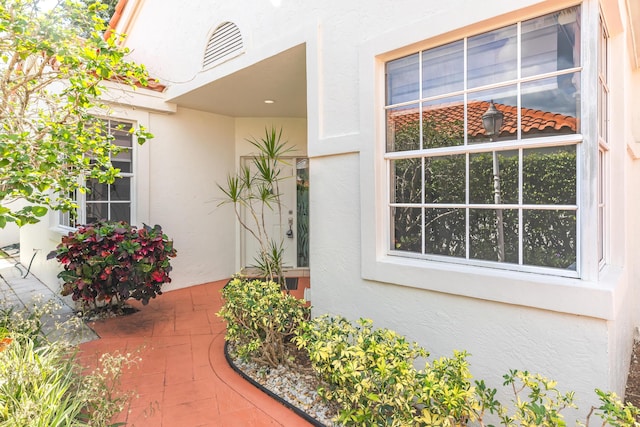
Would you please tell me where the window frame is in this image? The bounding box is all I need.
[383,7,584,278]
[596,12,609,270]
[58,118,137,229]
[356,0,609,305]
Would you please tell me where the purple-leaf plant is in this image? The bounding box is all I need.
[48,221,177,310]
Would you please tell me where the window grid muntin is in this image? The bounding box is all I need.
[385,7,580,276]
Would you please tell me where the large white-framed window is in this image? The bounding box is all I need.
[59,119,135,227]
[384,5,582,277]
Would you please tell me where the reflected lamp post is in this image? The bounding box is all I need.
[482,101,505,262]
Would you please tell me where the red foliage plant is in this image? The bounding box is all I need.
[48,221,177,309]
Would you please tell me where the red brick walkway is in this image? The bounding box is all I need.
[78,279,313,427]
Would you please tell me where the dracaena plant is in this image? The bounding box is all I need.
[48,221,177,311]
[217,126,293,286]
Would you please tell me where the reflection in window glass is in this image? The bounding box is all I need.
[424,155,465,203]
[422,40,464,98]
[424,208,465,257]
[523,146,576,205]
[470,209,518,263]
[392,207,422,253]
[467,86,517,144]
[467,25,517,89]
[387,104,420,152]
[469,150,518,204]
[392,158,422,204]
[523,210,576,269]
[422,97,464,148]
[386,53,419,105]
[521,7,580,78]
[521,73,580,138]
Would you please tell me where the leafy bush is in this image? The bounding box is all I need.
[217,127,294,285]
[49,221,177,310]
[294,315,639,427]
[294,315,479,426]
[0,300,139,426]
[218,277,309,368]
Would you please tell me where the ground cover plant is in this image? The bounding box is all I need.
[220,281,640,426]
[49,221,177,312]
[218,277,309,368]
[0,299,139,426]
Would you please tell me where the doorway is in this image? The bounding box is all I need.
[241,157,309,271]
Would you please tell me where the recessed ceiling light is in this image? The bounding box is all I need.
[264,99,275,104]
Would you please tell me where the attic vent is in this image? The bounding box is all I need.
[203,22,243,68]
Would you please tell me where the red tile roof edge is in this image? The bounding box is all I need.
[104,0,166,93]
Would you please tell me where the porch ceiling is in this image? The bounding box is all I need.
[168,44,307,118]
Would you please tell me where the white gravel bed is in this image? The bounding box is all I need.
[228,348,342,426]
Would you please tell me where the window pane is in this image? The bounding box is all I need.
[387,104,420,152]
[467,86,517,144]
[470,208,518,263]
[521,7,580,78]
[424,155,465,203]
[422,96,464,148]
[467,25,517,89]
[424,208,465,257]
[523,146,576,205]
[386,53,419,105]
[86,203,108,224]
[112,148,132,173]
[469,150,518,204]
[598,83,608,140]
[110,203,131,223]
[392,159,422,204]
[110,177,131,201]
[392,207,422,253]
[422,40,464,98]
[521,72,580,138]
[87,180,108,202]
[110,121,133,148]
[523,209,576,269]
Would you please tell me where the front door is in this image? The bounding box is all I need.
[241,157,309,270]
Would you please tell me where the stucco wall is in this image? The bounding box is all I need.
[147,107,236,291]
[102,0,640,419]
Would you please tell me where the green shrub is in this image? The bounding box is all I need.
[0,301,139,426]
[293,315,639,427]
[486,370,640,427]
[48,221,177,311]
[414,350,480,426]
[217,277,309,368]
[294,315,479,426]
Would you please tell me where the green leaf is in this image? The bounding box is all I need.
[31,206,48,217]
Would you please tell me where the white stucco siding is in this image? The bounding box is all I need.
[147,107,236,291]
[309,153,612,414]
[234,118,307,158]
[105,0,640,420]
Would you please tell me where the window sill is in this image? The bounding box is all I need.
[48,225,76,240]
[362,255,622,320]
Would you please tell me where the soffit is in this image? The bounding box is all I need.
[168,44,307,118]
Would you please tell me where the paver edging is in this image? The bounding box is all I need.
[223,341,326,427]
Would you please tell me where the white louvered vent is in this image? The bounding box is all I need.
[203,22,243,68]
